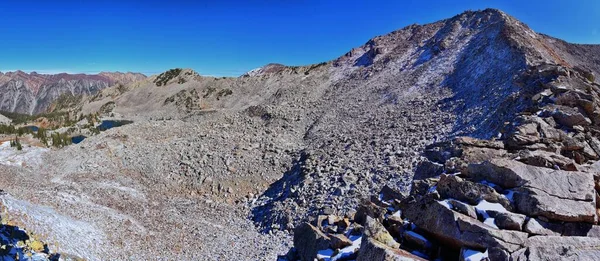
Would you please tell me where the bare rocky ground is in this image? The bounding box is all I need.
[0,8,598,260]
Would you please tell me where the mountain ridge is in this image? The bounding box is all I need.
[0,71,147,115]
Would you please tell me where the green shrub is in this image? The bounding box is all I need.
[203,87,216,98]
[154,68,183,86]
[216,89,233,100]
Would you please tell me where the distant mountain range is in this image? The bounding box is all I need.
[0,71,146,114]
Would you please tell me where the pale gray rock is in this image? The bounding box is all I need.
[402,197,528,252]
[468,158,596,223]
[511,236,600,261]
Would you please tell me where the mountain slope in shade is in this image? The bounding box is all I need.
[0,71,146,114]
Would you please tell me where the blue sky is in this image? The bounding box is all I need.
[0,0,598,76]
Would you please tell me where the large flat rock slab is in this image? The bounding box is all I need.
[402,197,527,252]
[511,236,600,261]
[468,158,596,223]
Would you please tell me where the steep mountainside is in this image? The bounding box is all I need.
[0,8,599,261]
[0,71,146,114]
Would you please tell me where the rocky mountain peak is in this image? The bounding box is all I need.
[242,63,288,77]
[0,71,147,114]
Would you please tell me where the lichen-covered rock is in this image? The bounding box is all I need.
[436,174,511,209]
[358,217,425,261]
[487,210,526,231]
[357,237,426,261]
[363,217,400,249]
[355,202,388,225]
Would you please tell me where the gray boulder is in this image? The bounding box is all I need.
[413,160,444,181]
[487,210,527,231]
[436,174,511,209]
[363,216,400,249]
[357,237,426,261]
[515,150,576,171]
[293,223,330,261]
[356,217,426,261]
[505,122,540,147]
[467,158,596,223]
[402,197,527,252]
[523,218,563,236]
[553,106,592,127]
[511,236,600,261]
[446,199,478,219]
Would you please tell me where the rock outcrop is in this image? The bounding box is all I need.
[291,44,600,260]
[0,71,146,114]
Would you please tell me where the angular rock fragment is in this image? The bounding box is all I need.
[293,223,330,261]
[357,237,426,261]
[436,174,511,209]
[330,234,353,250]
[355,201,387,225]
[446,199,478,219]
[553,106,592,127]
[413,160,444,181]
[357,216,427,261]
[487,210,526,231]
[515,149,577,171]
[523,218,562,236]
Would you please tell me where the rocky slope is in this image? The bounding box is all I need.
[291,63,600,259]
[0,71,146,114]
[0,8,598,261]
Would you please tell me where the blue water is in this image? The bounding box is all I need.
[24,126,39,132]
[96,120,133,131]
[68,120,132,145]
[71,135,86,144]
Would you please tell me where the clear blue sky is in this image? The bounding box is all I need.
[0,0,598,76]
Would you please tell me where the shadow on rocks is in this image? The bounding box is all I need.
[250,151,309,233]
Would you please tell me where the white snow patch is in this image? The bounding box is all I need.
[392,210,402,218]
[483,218,497,228]
[475,200,508,213]
[0,141,49,167]
[1,195,107,260]
[439,199,453,210]
[462,248,489,261]
[317,249,335,260]
[479,180,500,190]
[474,200,507,229]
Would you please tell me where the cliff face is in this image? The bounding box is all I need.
[0,71,146,114]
